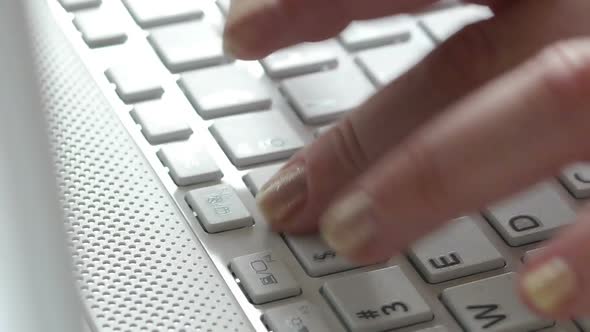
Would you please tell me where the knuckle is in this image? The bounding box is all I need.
[330,118,369,173]
[535,40,590,103]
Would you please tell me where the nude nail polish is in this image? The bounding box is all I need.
[256,164,307,227]
[521,258,577,314]
[320,191,376,255]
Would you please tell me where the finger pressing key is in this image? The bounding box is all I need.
[319,39,590,264]
[519,206,590,320]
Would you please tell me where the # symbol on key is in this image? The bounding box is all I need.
[356,310,380,320]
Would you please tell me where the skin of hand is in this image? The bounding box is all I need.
[223,0,590,320]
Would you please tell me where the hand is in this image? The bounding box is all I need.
[224,0,590,320]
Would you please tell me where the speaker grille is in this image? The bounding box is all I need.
[28,2,250,331]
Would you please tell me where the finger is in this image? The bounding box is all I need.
[256,0,590,235]
[319,39,590,264]
[519,207,590,319]
[223,0,436,59]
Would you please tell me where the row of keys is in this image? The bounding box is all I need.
[238,259,551,332]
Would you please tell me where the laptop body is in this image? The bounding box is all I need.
[4,0,587,331]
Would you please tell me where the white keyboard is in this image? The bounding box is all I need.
[52,0,590,331]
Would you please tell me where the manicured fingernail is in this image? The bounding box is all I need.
[320,192,376,255]
[256,163,307,227]
[521,258,577,314]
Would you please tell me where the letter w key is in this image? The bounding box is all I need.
[466,304,506,329]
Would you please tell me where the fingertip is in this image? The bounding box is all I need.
[222,0,289,60]
[519,254,580,320]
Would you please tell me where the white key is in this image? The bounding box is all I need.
[130,100,192,144]
[322,266,433,332]
[409,217,505,283]
[281,67,374,124]
[284,234,363,277]
[105,64,164,103]
[261,43,339,79]
[148,21,227,73]
[179,65,272,119]
[339,15,414,51]
[230,251,301,304]
[217,0,231,14]
[243,164,284,196]
[419,4,493,43]
[442,273,553,332]
[560,163,590,199]
[264,301,331,332]
[156,142,222,186]
[185,184,253,233]
[122,0,203,28]
[578,319,590,331]
[73,9,127,48]
[356,27,434,86]
[58,0,101,11]
[523,247,545,263]
[210,111,304,167]
[484,183,576,246]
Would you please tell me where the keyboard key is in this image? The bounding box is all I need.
[484,183,576,246]
[156,142,222,186]
[264,301,331,332]
[130,101,192,144]
[322,266,433,332]
[339,15,414,51]
[356,27,433,86]
[419,4,493,43]
[409,217,505,283]
[284,234,363,277]
[230,251,300,304]
[281,67,374,124]
[179,65,272,119]
[217,0,231,14]
[58,0,101,11]
[560,163,590,199]
[577,319,590,331]
[73,9,127,48]
[210,111,305,167]
[442,273,553,332]
[261,43,339,79]
[105,64,164,103]
[148,21,227,73]
[185,184,253,233]
[243,164,284,196]
[122,0,203,28]
[523,248,545,263]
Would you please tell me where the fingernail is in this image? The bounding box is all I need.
[256,163,307,227]
[521,258,577,314]
[320,192,376,255]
